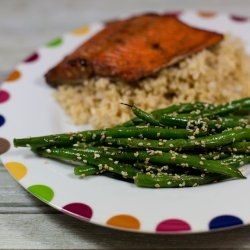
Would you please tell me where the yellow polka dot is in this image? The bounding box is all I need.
[106,214,140,230]
[6,70,21,82]
[72,26,90,36]
[5,162,27,180]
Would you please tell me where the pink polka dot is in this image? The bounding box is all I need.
[0,90,10,103]
[24,52,39,63]
[62,202,93,219]
[163,11,182,18]
[230,15,249,22]
[156,219,191,232]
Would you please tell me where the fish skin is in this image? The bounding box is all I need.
[45,14,223,87]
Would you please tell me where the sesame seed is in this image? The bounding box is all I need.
[138,142,144,146]
[155,183,160,188]
[46,149,51,153]
[77,156,82,160]
[121,171,128,177]
[134,152,139,157]
[94,153,100,159]
[100,134,106,141]
[139,134,144,138]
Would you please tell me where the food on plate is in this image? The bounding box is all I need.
[45,14,223,85]
[14,98,250,188]
[44,14,250,128]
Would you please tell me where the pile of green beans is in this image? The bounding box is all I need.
[14,97,250,188]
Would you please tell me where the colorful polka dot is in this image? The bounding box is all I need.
[5,162,27,180]
[28,184,54,202]
[24,52,39,63]
[0,138,10,154]
[0,115,5,127]
[209,215,243,230]
[72,26,90,36]
[198,11,217,18]
[47,37,63,47]
[156,219,191,232]
[164,11,182,18]
[230,15,249,22]
[106,214,140,230]
[63,202,93,219]
[0,90,10,103]
[5,70,21,82]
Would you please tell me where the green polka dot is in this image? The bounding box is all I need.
[47,37,63,47]
[28,184,54,202]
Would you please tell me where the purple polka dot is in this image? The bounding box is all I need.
[163,11,182,18]
[63,202,93,219]
[209,215,243,230]
[0,115,5,127]
[156,219,191,232]
[24,52,39,63]
[0,90,10,103]
[231,15,249,22]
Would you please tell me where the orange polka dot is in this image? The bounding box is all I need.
[72,26,90,36]
[5,162,27,180]
[6,70,21,82]
[198,11,217,18]
[106,214,140,230]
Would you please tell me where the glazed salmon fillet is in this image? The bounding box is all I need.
[45,14,223,87]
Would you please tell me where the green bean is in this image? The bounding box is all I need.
[35,147,139,179]
[221,155,250,168]
[191,98,250,118]
[134,173,222,188]
[222,141,250,154]
[71,147,244,178]
[104,128,250,151]
[132,162,203,176]
[116,102,214,127]
[131,105,162,126]
[177,98,250,119]
[198,152,229,160]
[74,165,99,176]
[159,116,249,130]
[14,127,194,148]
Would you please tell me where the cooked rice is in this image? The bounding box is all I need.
[55,35,250,128]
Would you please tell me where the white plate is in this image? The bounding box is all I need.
[1,10,250,234]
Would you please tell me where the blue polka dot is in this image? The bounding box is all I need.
[209,215,243,230]
[0,115,5,127]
